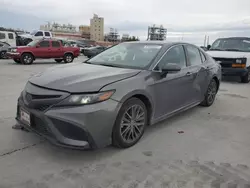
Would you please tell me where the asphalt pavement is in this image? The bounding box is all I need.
[1,57,250,187]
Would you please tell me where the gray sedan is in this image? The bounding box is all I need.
[16,41,221,149]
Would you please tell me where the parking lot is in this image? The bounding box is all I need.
[1,57,250,187]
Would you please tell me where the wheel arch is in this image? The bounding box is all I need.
[212,75,220,92]
[118,90,154,125]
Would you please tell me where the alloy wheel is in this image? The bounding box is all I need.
[66,55,72,63]
[23,55,32,64]
[207,81,217,104]
[120,104,146,143]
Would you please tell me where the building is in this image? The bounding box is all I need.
[104,28,120,42]
[40,22,77,33]
[79,25,90,39]
[147,24,167,41]
[90,14,104,41]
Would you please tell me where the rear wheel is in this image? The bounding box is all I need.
[55,59,63,63]
[240,69,250,83]
[14,59,21,64]
[21,53,34,65]
[200,79,218,107]
[64,53,74,63]
[112,98,147,148]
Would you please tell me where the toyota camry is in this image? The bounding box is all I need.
[16,41,221,149]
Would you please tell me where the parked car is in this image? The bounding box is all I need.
[0,41,10,59]
[83,46,107,58]
[207,37,250,83]
[0,31,16,47]
[6,38,80,64]
[15,41,221,149]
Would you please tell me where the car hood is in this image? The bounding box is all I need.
[18,34,33,39]
[206,50,250,58]
[29,63,141,93]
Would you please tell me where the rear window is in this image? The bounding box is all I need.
[52,41,60,47]
[8,33,14,39]
[45,32,51,37]
[39,41,50,47]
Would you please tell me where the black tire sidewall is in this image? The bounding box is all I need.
[112,98,147,148]
[204,79,217,106]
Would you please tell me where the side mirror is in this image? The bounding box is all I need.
[161,63,181,73]
[207,45,211,50]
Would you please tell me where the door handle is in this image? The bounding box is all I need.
[186,72,192,76]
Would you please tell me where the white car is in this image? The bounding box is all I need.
[207,37,250,83]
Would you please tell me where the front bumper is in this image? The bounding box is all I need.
[6,52,21,59]
[222,67,248,77]
[16,94,121,149]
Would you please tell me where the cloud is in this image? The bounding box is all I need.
[1,0,250,45]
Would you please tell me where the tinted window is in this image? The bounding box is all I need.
[200,51,206,63]
[156,45,186,70]
[35,31,43,36]
[52,41,60,47]
[210,38,250,52]
[186,45,202,66]
[39,41,50,47]
[45,32,50,37]
[8,33,14,39]
[0,33,5,39]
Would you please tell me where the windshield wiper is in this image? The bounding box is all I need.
[98,63,121,68]
[209,48,223,51]
[225,49,240,51]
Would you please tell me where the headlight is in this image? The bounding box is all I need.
[236,59,242,63]
[57,90,115,106]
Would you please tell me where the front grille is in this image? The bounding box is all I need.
[24,92,62,111]
[213,57,235,68]
[31,116,53,137]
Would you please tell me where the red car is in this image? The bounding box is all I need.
[6,39,80,64]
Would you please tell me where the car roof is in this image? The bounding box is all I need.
[216,37,250,40]
[122,41,195,47]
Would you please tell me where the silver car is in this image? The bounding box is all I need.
[16,41,221,149]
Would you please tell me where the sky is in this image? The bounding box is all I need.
[1,0,250,45]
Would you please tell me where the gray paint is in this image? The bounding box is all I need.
[18,41,221,148]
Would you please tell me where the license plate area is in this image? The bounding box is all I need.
[20,108,30,126]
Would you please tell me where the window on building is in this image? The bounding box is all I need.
[8,33,14,39]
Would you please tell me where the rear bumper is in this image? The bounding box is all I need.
[222,67,248,77]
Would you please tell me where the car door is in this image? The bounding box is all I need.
[151,45,195,118]
[51,41,62,58]
[33,40,51,58]
[184,44,209,103]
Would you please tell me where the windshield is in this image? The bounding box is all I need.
[210,38,250,52]
[86,43,162,69]
[30,30,37,35]
[27,40,39,46]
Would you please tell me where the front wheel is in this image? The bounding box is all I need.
[64,53,74,63]
[21,53,34,65]
[112,98,147,148]
[0,51,6,59]
[200,79,218,107]
[240,70,250,83]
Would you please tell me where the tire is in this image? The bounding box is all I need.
[0,51,6,59]
[200,79,218,107]
[240,69,250,83]
[112,98,148,148]
[55,59,63,63]
[21,53,34,65]
[87,55,91,58]
[64,53,74,63]
[14,59,21,64]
